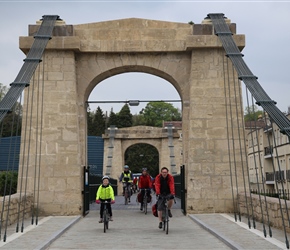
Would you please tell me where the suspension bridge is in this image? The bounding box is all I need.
[0,13,290,249]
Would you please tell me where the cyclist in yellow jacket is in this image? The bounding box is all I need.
[96,176,115,223]
[119,165,133,202]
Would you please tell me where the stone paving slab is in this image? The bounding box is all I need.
[189,213,288,250]
[46,209,231,250]
[0,216,80,250]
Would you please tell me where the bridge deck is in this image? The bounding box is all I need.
[0,194,287,249]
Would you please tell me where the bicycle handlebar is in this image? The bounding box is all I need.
[100,201,115,204]
[158,194,174,200]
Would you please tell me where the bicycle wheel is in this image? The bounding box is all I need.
[103,211,107,233]
[144,195,147,214]
[165,210,169,235]
[106,211,109,230]
[163,207,168,233]
[124,188,128,205]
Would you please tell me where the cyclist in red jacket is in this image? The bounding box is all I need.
[138,168,152,211]
[155,167,175,229]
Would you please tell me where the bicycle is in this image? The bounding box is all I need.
[140,188,151,214]
[159,194,174,234]
[123,178,131,205]
[101,200,111,233]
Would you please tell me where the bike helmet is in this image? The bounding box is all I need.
[124,165,129,169]
[142,168,147,172]
[102,175,110,180]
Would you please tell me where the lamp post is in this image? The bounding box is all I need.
[87,99,181,106]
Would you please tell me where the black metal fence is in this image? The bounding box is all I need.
[173,165,186,215]
[251,189,290,200]
[89,174,118,203]
[174,174,181,198]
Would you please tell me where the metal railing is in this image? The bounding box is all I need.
[251,189,290,200]
[264,146,273,156]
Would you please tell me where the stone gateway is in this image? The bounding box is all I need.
[18,17,245,215]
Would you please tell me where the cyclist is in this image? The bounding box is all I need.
[132,175,138,193]
[155,167,175,229]
[119,165,133,202]
[96,176,115,223]
[138,168,152,211]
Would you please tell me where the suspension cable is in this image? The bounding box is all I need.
[31,62,41,225]
[0,110,17,241]
[245,88,267,235]
[16,82,31,233]
[231,57,253,229]
[269,119,290,248]
[3,97,22,242]
[21,74,36,232]
[36,54,45,225]
[222,53,237,221]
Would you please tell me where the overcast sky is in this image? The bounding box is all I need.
[0,1,290,114]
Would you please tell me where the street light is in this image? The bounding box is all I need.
[86,99,181,106]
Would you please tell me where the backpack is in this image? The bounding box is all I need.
[152,202,158,217]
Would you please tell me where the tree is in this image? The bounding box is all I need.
[87,107,95,136]
[117,104,133,128]
[0,171,18,196]
[87,106,106,136]
[244,105,263,122]
[0,84,22,137]
[125,143,159,177]
[132,113,146,126]
[107,110,118,128]
[140,101,182,127]
[0,83,8,100]
[93,106,106,136]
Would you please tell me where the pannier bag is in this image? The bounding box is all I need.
[152,202,158,217]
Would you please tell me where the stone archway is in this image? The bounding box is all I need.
[19,17,245,215]
[103,125,182,194]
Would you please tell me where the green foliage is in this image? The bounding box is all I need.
[94,107,106,136]
[0,83,8,100]
[87,108,95,135]
[132,113,146,126]
[125,143,159,177]
[244,105,263,122]
[107,111,118,128]
[0,171,18,196]
[87,101,182,134]
[87,106,107,136]
[116,104,133,128]
[0,84,22,137]
[139,101,182,127]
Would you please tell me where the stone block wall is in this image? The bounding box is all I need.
[238,192,290,232]
[0,193,33,227]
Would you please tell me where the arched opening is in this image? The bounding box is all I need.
[87,72,182,116]
[124,143,159,177]
[86,72,183,178]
